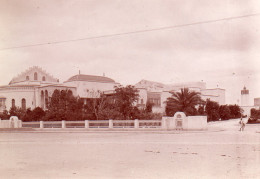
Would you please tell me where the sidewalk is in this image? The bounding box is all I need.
[0,126,223,134]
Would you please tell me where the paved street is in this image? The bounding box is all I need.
[0,120,259,179]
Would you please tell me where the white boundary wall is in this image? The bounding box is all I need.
[162,112,207,130]
[0,116,22,128]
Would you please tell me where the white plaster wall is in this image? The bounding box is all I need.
[0,89,35,111]
[186,116,207,130]
[241,94,250,106]
[65,81,117,98]
[201,89,225,105]
[161,91,172,112]
[0,120,10,128]
[137,88,148,105]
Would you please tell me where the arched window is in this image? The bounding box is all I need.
[41,91,44,108]
[45,90,48,108]
[26,76,29,80]
[42,76,46,81]
[11,99,15,108]
[34,72,38,80]
[21,98,26,110]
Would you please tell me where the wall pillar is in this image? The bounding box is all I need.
[109,119,113,129]
[161,117,167,129]
[62,120,66,129]
[40,121,44,129]
[134,119,139,129]
[85,120,89,129]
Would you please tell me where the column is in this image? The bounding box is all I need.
[109,119,113,129]
[134,119,139,129]
[85,120,89,129]
[40,121,44,129]
[62,120,66,129]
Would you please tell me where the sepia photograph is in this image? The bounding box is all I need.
[0,0,260,178]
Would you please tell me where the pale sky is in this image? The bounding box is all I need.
[0,0,260,105]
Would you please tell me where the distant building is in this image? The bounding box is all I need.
[0,66,119,113]
[64,74,120,101]
[241,86,250,106]
[254,98,260,107]
[240,86,259,117]
[0,66,75,112]
[135,80,226,113]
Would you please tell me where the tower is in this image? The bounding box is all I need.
[241,86,250,106]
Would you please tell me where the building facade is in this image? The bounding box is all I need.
[0,67,120,113]
[135,80,226,113]
[64,74,120,99]
[240,87,259,117]
[254,98,260,107]
[0,66,76,112]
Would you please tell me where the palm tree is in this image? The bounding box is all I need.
[165,88,202,116]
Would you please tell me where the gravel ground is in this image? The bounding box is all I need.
[0,120,259,179]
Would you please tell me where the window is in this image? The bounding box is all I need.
[12,99,15,108]
[26,76,29,80]
[0,99,6,109]
[34,72,38,80]
[21,98,26,110]
[42,76,46,81]
[45,90,48,108]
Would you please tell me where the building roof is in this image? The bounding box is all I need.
[66,74,115,83]
[9,66,59,85]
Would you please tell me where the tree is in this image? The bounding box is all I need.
[145,101,153,113]
[9,106,26,119]
[44,89,84,121]
[0,110,9,120]
[165,88,202,116]
[84,91,113,120]
[114,85,139,120]
[205,99,220,121]
[228,104,242,118]
[218,105,231,120]
[22,107,46,121]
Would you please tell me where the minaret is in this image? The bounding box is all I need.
[241,86,249,106]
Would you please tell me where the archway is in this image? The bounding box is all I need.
[21,98,26,110]
[41,90,44,108]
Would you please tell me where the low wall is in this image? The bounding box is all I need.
[162,113,207,130]
[0,116,22,128]
[186,116,207,130]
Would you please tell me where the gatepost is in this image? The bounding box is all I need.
[109,119,113,129]
[134,119,139,129]
[62,120,66,129]
[85,120,89,129]
[40,121,44,129]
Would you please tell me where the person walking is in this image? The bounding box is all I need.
[239,118,245,131]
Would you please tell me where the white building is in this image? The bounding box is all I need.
[64,73,120,99]
[0,66,76,112]
[240,86,259,117]
[0,67,120,113]
[135,80,226,113]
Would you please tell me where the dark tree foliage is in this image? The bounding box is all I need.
[84,94,119,120]
[114,85,139,120]
[205,99,220,121]
[198,105,206,115]
[44,89,84,121]
[145,102,153,113]
[165,88,202,116]
[250,108,260,119]
[228,104,242,118]
[22,107,46,121]
[9,106,26,119]
[218,105,231,120]
[0,110,9,120]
